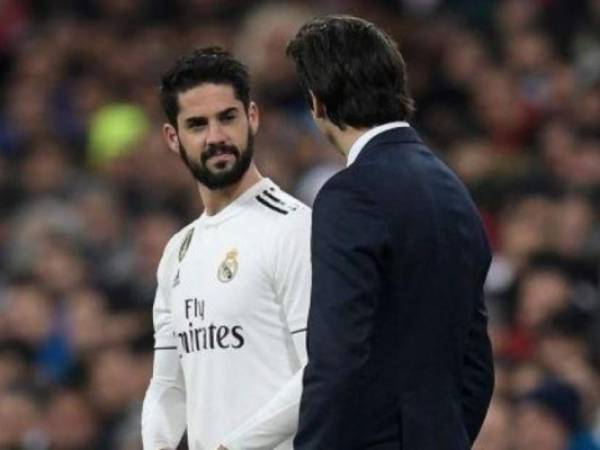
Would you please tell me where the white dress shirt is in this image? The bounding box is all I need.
[346,121,410,166]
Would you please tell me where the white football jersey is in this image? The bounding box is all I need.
[149,178,311,450]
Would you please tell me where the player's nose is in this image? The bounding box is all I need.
[206,121,227,145]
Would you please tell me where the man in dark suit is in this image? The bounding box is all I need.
[287,15,494,450]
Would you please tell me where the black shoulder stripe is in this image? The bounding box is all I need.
[263,190,300,212]
[256,195,289,215]
[291,327,307,335]
[154,346,177,350]
[263,190,285,204]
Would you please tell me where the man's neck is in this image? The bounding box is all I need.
[328,125,368,157]
[198,164,263,216]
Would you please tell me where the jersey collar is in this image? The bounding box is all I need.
[198,178,273,227]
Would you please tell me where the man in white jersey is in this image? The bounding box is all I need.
[141,47,310,450]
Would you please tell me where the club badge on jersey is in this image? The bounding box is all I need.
[218,249,239,283]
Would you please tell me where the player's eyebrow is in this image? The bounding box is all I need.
[217,107,239,119]
[184,116,207,127]
[184,107,239,128]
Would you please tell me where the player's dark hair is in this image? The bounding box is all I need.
[286,15,415,129]
[160,47,250,127]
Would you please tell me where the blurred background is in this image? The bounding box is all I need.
[0,0,598,449]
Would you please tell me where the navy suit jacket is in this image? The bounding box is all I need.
[294,127,494,450]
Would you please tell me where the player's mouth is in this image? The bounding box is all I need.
[203,145,240,164]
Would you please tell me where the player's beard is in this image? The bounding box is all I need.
[178,129,254,190]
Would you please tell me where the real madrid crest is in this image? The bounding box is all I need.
[218,249,238,283]
[179,228,195,262]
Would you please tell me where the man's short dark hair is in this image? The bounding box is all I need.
[160,47,250,127]
[286,15,415,129]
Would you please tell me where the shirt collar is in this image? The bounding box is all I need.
[198,178,273,227]
[346,121,410,167]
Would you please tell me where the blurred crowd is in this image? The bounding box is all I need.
[0,0,598,449]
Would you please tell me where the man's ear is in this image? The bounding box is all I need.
[248,101,260,136]
[309,91,326,119]
[163,123,180,155]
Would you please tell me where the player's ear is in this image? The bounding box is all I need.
[309,91,326,120]
[163,123,180,155]
[248,101,259,135]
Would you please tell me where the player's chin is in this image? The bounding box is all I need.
[207,160,237,174]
